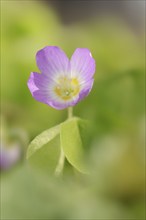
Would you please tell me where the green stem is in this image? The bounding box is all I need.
[55,147,65,177]
[55,107,73,177]
[68,107,73,119]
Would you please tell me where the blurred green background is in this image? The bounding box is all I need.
[1,1,145,219]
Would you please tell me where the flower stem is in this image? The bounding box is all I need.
[55,147,65,177]
[55,107,73,177]
[68,107,73,119]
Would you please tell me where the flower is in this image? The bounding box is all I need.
[27,46,95,110]
[0,143,21,170]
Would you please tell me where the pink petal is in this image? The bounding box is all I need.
[70,48,95,82]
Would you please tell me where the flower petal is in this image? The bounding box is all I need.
[48,96,79,110]
[36,46,70,78]
[27,72,51,103]
[28,72,51,91]
[27,72,79,110]
[78,78,94,102]
[70,48,95,82]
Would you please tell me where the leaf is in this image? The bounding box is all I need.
[27,136,60,175]
[26,125,60,175]
[60,117,90,174]
[27,125,60,159]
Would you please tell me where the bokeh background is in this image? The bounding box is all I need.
[1,0,145,219]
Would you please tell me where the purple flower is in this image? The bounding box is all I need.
[0,144,21,170]
[27,46,95,110]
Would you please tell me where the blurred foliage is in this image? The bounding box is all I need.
[1,1,145,219]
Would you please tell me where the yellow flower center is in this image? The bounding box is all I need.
[54,77,80,100]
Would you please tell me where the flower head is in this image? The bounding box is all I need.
[27,46,95,110]
[0,144,21,170]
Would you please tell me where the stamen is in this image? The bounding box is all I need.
[54,76,80,100]
[65,91,69,95]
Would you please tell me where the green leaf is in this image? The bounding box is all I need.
[60,117,90,174]
[26,125,60,175]
[27,125,60,159]
[27,136,60,175]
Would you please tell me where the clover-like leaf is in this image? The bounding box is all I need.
[60,117,90,174]
[26,125,60,174]
[27,125,60,159]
